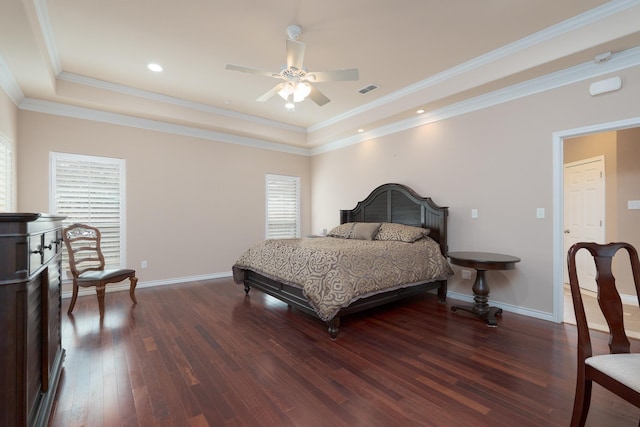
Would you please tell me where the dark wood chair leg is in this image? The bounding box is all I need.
[68,282,79,314]
[571,377,592,427]
[96,285,106,317]
[129,275,138,304]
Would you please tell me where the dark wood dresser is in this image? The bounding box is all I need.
[0,213,66,427]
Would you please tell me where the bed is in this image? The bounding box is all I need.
[232,183,453,339]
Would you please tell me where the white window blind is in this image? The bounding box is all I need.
[0,133,12,212]
[266,174,300,239]
[50,152,126,271]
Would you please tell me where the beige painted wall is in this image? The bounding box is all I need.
[17,111,312,287]
[8,64,640,317]
[615,127,640,293]
[311,66,640,316]
[617,127,640,246]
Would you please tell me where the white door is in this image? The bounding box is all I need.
[563,156,605,292]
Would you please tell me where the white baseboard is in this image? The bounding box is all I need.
[446,291,555,323]
[61,271,233,299]
[61,274,555,324]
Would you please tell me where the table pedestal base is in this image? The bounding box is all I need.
[451,269,502,327]
[451,304,502,327]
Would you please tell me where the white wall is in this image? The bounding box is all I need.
[311,66,640,318]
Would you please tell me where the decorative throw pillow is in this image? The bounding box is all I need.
[327,223,356,239]
[352,222,381,240]
[375,223,430,243]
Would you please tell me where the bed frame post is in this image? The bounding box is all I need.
[438,280,447,303]
[327,318,340,339]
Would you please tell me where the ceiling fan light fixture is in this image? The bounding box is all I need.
[293,83,311,102]
[278,83,294,100]
[226,24,359,107]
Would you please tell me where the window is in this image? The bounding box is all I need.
[265,174,300,239]
[50,152,126,271]
[0,133,12,212]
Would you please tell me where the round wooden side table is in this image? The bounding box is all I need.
[448,251,521,327]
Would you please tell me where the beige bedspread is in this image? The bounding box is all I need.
[232,236,453,321]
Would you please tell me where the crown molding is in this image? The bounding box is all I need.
[8,0,640,157]
[0,56,25,105]
[17,44,640,158]
[57,72,307,134]
[308,0,640,133]
[19,98,312,156]
[311,45,640,155]
[34,0,61,74]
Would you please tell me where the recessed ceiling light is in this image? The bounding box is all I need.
[147,63,163,72]
[416,109,425,114]
[357,129,364,133]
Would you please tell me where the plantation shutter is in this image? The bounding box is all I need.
[0,134,11,212]
[50,152,125,271]
[266,174,300,239]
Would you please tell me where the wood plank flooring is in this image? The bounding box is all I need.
[49,278,639,426]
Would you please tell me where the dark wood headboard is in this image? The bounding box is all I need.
[339,183,448,255]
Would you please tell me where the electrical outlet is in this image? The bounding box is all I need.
[471,209,478,218]
[461,269,472,279]
[141,260,148,269]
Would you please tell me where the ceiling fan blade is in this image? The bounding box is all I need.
[257,83,285,102]
[306,68,359,82]
[307,84,330,106]
[226,64,278,78]
[286,39,305,70]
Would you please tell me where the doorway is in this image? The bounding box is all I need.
[554,118,640,337]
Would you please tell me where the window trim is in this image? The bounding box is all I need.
[0,132,13,212]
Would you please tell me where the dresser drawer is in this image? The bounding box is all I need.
[42,230,61,265]
[29,234,44,275]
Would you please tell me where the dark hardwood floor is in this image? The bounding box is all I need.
[49,278,639,427]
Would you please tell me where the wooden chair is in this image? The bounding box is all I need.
[63,223,138,317]
[567,242,640,427]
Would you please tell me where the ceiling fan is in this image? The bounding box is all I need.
[225,25,359,107]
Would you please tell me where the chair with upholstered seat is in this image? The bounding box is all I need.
[63,223,138,317]
[567,242,640,427]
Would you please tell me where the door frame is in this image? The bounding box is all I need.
[552,116,640,323]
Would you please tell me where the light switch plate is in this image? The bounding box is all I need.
[471,209,478,218]
[536,208,545,219]
[628,200,640,210]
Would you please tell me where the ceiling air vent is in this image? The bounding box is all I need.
[357,84,379,95]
